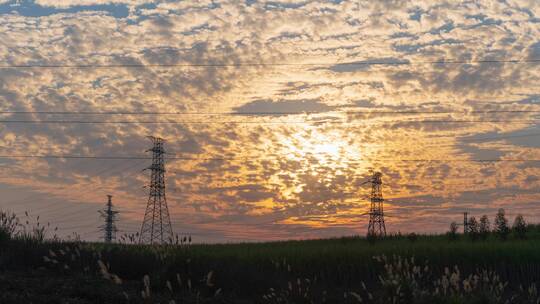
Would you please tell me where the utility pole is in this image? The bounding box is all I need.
[139,136,174,244]
[463,212,469,234]
[367,172,386,238]
[99,195,118,243]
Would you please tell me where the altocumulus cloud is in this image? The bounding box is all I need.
[0,0,538,241]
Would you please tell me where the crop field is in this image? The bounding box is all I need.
[2,216,540,304]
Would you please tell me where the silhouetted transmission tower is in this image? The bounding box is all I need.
[99,195,118,243]
[367,172,386,238]
[139,136,174,244]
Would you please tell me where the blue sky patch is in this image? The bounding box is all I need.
[0,0,129,18]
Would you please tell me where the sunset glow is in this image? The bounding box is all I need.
[0,0,539,243]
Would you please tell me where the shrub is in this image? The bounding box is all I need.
[447,222,459,241]
[0,210,19,243]
[15,212,56,243]
[407,233,418,242]
[367,233,378,244]
[371,255,510,304]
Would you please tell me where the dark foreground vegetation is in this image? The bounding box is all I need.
[2,210,540,304]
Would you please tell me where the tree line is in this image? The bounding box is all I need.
[447,208,532,241]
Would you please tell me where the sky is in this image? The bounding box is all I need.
[0,0,539,243]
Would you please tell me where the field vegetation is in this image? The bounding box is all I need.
[1,209,540,303]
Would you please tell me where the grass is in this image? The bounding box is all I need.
[1,210,540,303]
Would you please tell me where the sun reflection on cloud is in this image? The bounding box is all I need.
[284,129,344,160]
[0,0,539,241]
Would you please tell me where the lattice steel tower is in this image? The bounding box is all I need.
[367,172,386,237]
[99,195,118,243]
[139,136,174,244]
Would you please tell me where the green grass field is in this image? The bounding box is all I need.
[2,229,540,303]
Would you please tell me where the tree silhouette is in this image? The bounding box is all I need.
[479,215,490,240]
[467,216,479,241]
[512,214,527,240]
[494,209,510,241]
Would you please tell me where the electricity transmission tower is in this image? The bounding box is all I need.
[139,136,174,244]
[367,172,386,238]
[99,195,118,243]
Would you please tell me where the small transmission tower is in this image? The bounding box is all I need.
[99,195,118,243]
[463,212,469,234]
[139,136,174,244]
[367,172,386,238]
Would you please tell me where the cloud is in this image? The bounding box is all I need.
[0,0,539,242]
[517,94,540,105]
[527,41,540,60]
[233,98,334,114]
[326,58,409,73]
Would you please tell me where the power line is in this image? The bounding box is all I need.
[2,129,540,162]
[0,154,539,162]
[55,222,102,231]
[0,119,537,124]
[0,159,135,209]
[1,58,539,68]
[40,160,146,215]
[1,132,539,160]
[33,201,99,218]
[0,155,217,160]
[50,213,107,225]
[1,110,540,115]
[0,160,145,217]
[459,132,540,142]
